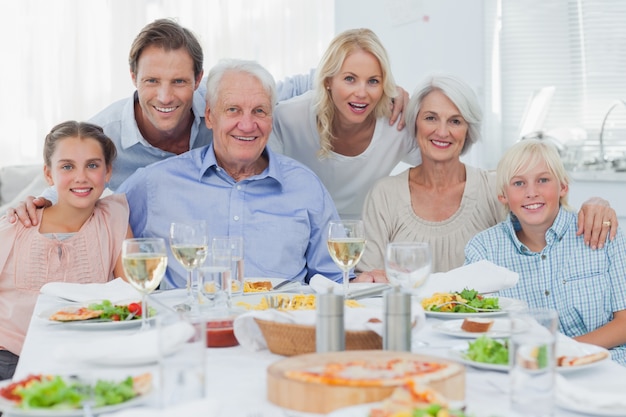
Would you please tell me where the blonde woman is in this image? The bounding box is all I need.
[269,28,421,219]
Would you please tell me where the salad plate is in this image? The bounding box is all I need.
[424,297,526,319]
[449,341,610,374]
[0,376,150,417]
[433,318,513,339]
[37,300,154,331]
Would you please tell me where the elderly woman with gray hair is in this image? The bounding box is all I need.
[358,74,617,275]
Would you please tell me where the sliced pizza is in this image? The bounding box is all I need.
[285,358,450,387]
[49,307,103,322]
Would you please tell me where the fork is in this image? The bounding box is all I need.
[431,301,500,312]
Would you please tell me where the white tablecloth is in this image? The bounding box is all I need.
[15,291,626,416]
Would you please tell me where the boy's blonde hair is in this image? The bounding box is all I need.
[496,138,571,211]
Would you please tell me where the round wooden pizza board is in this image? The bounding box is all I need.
[267,350,465,414]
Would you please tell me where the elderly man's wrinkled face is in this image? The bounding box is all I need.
[206,71,272,174]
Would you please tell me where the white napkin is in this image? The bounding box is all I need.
[309,274,342,294]
[233,303,425,352]
[419,260,519,296]
[53,321,195,365]
[309,274,388,296]
[40,278,139,303]
[556,374,626,410]
[99,398,221,417]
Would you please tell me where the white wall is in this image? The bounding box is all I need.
[334,0,488,167]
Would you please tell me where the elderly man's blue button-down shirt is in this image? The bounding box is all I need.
[465,207,626,365]
[117,144,343,289]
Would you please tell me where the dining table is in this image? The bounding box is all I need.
[12,288,626,417]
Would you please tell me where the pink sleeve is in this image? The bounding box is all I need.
[0,218,18,274]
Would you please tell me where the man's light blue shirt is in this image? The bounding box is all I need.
[465,207,626,365]
[117,144,343,289]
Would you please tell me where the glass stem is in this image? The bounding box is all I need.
[186,270,193,299]
[141,293,149,331]
[343,269,350,298]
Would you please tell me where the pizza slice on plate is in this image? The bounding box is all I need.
[49,307,103,322]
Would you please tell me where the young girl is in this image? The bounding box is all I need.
[465,138,626,365]
[0,121,132,379]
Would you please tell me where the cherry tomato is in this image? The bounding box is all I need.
[128,303,142,317]
[111,314,121,321]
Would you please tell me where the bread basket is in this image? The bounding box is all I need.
[254,318,382,356]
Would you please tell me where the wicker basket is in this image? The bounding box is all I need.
[254,318,382,356]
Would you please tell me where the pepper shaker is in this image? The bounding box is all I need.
[316,289,345,352]
[383,286,411,351]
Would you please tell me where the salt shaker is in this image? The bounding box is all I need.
[383,286,411,351]
[316,289,345,352]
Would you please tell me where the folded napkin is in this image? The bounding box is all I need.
[53,321,195,365]
[556,374,626,410]
[99,398,221,417]
[309,274,342,294]
[233,302,425,352]
[41,278,139,303]
[419,260,519,296]
[309,274,388,296]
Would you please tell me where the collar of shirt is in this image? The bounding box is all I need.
[505,206,573,254]
[119,90,206,151]
[199,143,285,186]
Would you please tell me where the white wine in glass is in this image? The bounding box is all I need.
[327,220,366,297]
[122,238,168,330]
[385,241,432,293]
[170,221,208,306]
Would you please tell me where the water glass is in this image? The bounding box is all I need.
[198,251,231,311]
[212,236,244,297]
[157,310,207,408]
[509,308,558,417]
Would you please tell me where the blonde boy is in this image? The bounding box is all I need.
[465,138,626,365]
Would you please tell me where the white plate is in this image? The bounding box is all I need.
[326,401,467,417]
[424,297,527,319]
[37,301,154,330]
[433,318,513,339]
[449,341,610,374]
[0,377,149,416]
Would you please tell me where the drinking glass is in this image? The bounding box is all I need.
[198,249,231,311]
[509,308,558,417]
[385,242,432,294]
[122,238,168,330]
[327,220,366,297]
[170,221,209,306]
[212,236,244,297]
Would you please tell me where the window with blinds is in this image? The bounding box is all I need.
[496,0,626,165]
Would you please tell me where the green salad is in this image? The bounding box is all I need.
[16,376,138,409]
[87,300,154,321]
[423,288,500,313]
[464,335,509,365]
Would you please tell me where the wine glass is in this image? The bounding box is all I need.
[327,220,366,298]
[170,221,209,307]
[385,241,432,294]
[122,238,168,330]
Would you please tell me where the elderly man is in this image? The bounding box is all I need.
[117,59,343,288]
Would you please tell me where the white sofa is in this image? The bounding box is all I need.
[0,164,48,215]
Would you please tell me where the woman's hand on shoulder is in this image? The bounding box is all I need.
[577,197,618,249]
[389,86,410,131]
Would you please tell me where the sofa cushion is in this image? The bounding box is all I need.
[0,164,45,207]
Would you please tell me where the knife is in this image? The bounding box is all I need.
[345,284,390,300]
